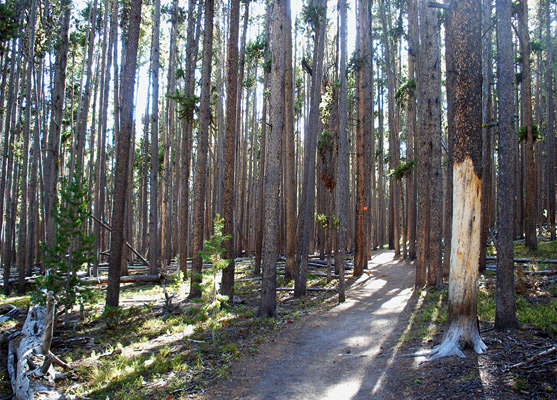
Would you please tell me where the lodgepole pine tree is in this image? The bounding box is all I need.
[495,0,519,331]
[429,0,486,359]
[258,0,286,317]
[106,0,143,308]
[221,0,241,298]
[191,0,215,299]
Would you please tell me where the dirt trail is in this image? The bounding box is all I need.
[205,250,417,400]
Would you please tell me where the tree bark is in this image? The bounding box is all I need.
[295,0,327,296]
[71,0,98,177]
[407,0,418,260]
[106,0,143,308]
[416,0,443,288]
[519,0,537,250]
[179,0,202,278]
[8,298,64,400]
[222,0,241,298]
[337,0,348,303]
[284,0,296,283]
[258,0,285,318]
[545,0,555,241]
[430,0,486,359]
[495,0,519,331]
[148,0,161,275]
[190,0,215,299]
[17,0,37,294]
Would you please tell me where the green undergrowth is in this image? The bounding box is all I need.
[512,238,557,260]
[516,295,557,333]
[48,258,343,399]
[399,277,556,346]
[399,288,448,344]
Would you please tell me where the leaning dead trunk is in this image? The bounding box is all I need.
[8,295,65,399]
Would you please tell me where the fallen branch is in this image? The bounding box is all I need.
[523,270,557,276]
[507,346,557,370]
[91,215,150,268]
[49,352,71,370]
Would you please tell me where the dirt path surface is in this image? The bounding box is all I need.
[205,250,416,400]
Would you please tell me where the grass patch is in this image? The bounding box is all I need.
[516,296,557,333]
[477,288,496,322]
[0,294,30,308]
[399,289,447,343]
[513,238,557,260]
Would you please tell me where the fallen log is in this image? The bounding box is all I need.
[257,287,337,292]
[80,274,163,285]
[485,256,557,264]
[8,293,65,400]
[276,287,337,292]
[524,270,557,275]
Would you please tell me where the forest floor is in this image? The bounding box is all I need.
[1,249,556,399]
[202,251,557,400]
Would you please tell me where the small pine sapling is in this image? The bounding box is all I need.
[191,215,231,342]
[36,169,96,321]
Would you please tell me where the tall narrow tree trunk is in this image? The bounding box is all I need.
[479,0,493,271]
[337,0,348,303]
[221,0,241,298]
[520,0,537,250]
[495,0,519,331]
[430,0,486,359]
[17,0,37,294]
[380,0,399,259]
[106,0,143,308]
[179,0,202,278]
[258,0,286,318]
[72,0,98,177]
[148,0,161,275]
[545,0,555,241]
[43,0,71,256]
[294,0,327,297]
[190,0,215,299]
[284,0,296,283]
[407,0,418,260]
[416,0,443,288]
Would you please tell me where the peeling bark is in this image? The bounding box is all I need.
[429,0,485,360]
[8,297,65,399]
[429,160,486,359]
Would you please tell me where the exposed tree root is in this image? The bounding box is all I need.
[427,323,487,361]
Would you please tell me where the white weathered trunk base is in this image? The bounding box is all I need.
[427,159,487,361]
[428,319,487,360]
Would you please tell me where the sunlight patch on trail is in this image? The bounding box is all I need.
[373,288,414,315]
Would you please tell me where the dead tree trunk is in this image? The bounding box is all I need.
[8,295,65,399]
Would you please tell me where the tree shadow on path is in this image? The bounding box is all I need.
[206,250,424,400]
